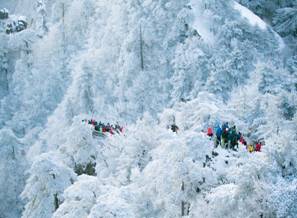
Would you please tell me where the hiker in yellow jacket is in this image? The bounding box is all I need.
[247,144,254,153]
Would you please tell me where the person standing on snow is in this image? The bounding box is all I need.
[255,142,262,152]
[247,143,254,153]
[214,124,222,147]
[222,122,229,131]
[229,126,238,150]
[221,125,229,148]
[207,127,213,137]
[239,132,246,145]
[171,124,179,133]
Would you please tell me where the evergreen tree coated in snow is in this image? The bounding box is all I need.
[238,0,297,41]
[21,154,76,218]
[171,39,210,101]
[273,6,297,37]
[268,179,297,217]
[0,47,8,99]
[237,0,290,21]
[52,175,102,218]
[35,0,48,37]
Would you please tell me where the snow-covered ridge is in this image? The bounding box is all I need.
[233,1,267,30]
[233,1,286,52]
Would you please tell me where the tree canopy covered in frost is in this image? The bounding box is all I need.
[0,0,296,218]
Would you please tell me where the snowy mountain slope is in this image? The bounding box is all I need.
[237,0,297,56]
[33,92,296,218]
[233,1,267,30]
[0,0,296,218]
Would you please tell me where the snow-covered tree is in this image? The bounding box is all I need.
[53,175,102,218]
[21,153,76,218]
[0,45,8,99]
[34,0,48,37]
[268,178,297,218]
[273,6,297,37]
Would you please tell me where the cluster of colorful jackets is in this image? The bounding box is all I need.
[83,119,124,135]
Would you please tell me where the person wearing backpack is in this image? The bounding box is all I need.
[229,126,238,150]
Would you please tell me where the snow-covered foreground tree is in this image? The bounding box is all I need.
[21,154,76,218]
[0,0,296,217]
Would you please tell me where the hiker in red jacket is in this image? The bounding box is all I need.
[207,127,213,137]
[255,142,262,152]
[239,133,247,145]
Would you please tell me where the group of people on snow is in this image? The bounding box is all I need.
[83,117,262,153]
[5,19,27,34]
[0,8,28,34]
[82,119,124,136]
[206,122,262,153]
[170,124,179,133]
